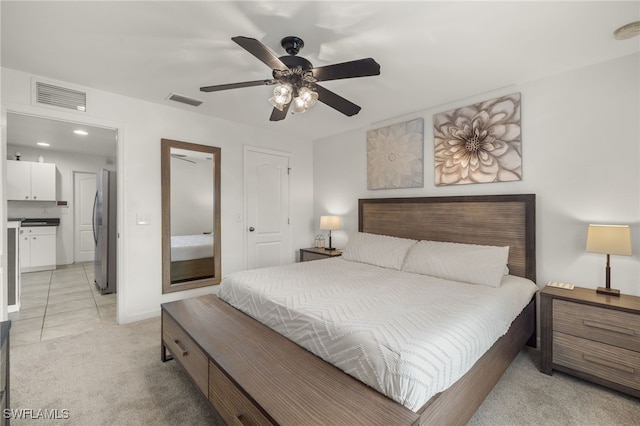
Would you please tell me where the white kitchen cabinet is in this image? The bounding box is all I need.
[6,161,30,200]
[19,226,57,273]
[7,160,56,201]
[30,162,57,200]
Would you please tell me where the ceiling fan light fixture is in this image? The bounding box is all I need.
[269,83,293,110]
[292,86,319,113]
[292,96,308,114]
[298,86,318,107]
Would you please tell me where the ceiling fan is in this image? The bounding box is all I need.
[170,153,195,164]
[200,36,381,121]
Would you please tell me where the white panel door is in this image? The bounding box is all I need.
[245,149,290,269]
[74,172,97,263]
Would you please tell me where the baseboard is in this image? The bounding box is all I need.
[21,265,56,273]
[118,309,160,325]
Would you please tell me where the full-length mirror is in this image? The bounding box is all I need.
[162,139,221,293]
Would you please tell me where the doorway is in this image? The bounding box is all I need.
[244,147,291,269]
[5,112,119,342]
[74,172,97,263]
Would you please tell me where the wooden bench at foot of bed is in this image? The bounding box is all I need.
[161,293,536,426]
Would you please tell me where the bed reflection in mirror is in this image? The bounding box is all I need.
[162,139,221,294]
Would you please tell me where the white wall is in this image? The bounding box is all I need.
[314,53,640,296]
[0,28,6,321]
[2,67,315,323]
[6,145,115,266]
[0,25,5,320]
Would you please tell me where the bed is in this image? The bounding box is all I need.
[170,234,215,283]
[161,194,537,425]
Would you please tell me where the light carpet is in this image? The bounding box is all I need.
[10,317,639,425]
[10,318,220,425]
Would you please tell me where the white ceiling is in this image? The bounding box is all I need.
[6,113,118,158]
[2,1,639,142]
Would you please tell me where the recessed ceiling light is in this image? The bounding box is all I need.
[74,129,88,136]
[37,142,50,147]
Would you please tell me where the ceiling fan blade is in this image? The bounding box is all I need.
[232,36,289,71]
[310,58,380,82]
[311,84,361,117]
[200,79,276,93]
[170,154,196,164]
[269,102,291,121]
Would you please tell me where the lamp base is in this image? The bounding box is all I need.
[596,286,621,297]
[325,247,337,251]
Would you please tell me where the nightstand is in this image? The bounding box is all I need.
[540,285,640,397]
[300,247,342,262]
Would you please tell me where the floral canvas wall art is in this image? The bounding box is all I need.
[433,93,522,186]
[367,118,424,190]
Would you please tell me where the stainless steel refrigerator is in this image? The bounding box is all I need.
[93,169,117,294]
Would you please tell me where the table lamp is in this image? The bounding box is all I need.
[320,215,342,251]
[586,224,632,296]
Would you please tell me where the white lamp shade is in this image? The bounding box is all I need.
[586,224,632,256]
[320,215,342,231]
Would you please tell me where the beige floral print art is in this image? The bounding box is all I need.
[434,93,522,185]
[367,118,424,190]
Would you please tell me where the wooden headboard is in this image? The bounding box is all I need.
[359,194,536,282]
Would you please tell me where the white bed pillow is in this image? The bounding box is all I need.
[402,240,509,287]
[342,232,417,270]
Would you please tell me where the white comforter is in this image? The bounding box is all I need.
[218,258,537,411]
[170,234,213,261]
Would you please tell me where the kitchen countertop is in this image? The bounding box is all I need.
[8,218,60,227]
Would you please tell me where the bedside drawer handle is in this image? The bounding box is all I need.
[582,320,635,336]
[236,413,249,426]
[173,339,188,357]
[583,354,635,374]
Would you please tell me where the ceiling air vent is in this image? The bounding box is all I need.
[168,93,203,107]
[36,82,87,111]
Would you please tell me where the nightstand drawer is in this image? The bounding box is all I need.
[553,299,640,352]
[553,332,640,390]
[301,251,329,261]
[162,312,209,395]
[300,247,342,262]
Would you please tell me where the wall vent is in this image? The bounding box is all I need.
[168,93,203,107]
[35,82,87,111]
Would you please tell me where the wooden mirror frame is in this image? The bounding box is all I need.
[161,138,221,294]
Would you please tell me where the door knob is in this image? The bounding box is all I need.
[249,227,255,232]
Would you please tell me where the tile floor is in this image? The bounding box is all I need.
[9,262,116,346]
